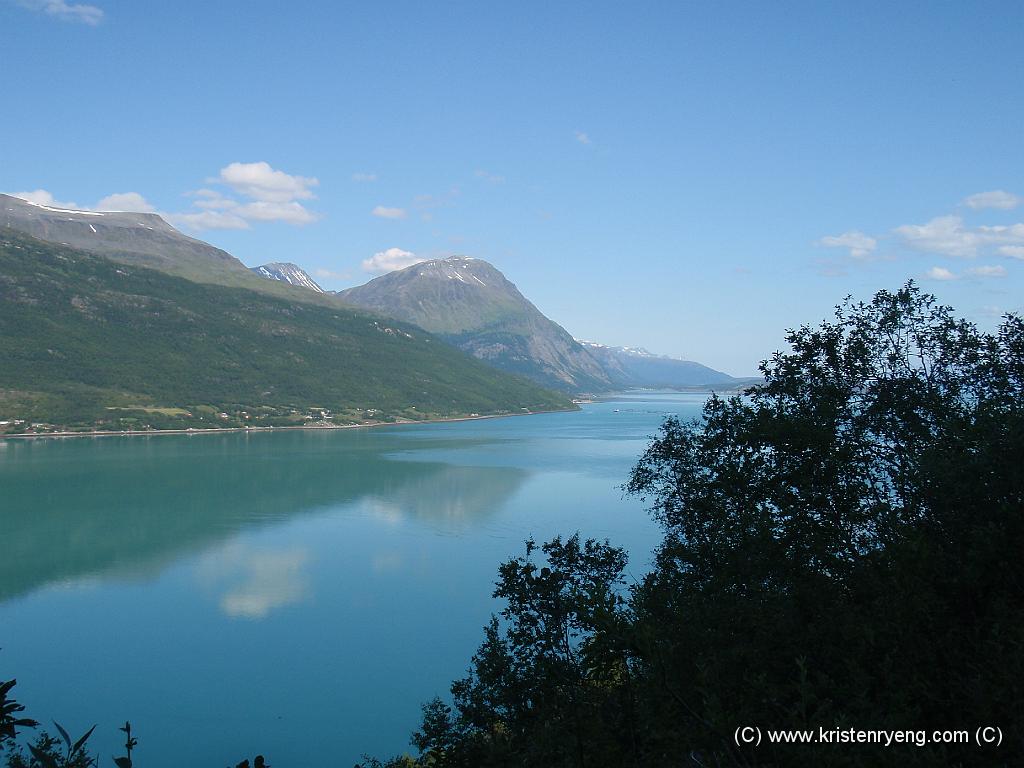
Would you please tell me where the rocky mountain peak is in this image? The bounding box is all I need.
[250,262,324,293]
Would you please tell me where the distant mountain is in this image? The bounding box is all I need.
[251,262,324,293]
[337,257,612,392]
[0,231,572,432]
[577,341,740,389]
[0,193,334,304]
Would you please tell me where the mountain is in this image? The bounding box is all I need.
[0,193,335,304]
[0,231,572,432]
[577,341,740,388]
[251,262,324,292]
[336,257,612,392]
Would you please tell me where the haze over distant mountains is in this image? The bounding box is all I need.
[577,341,741,389]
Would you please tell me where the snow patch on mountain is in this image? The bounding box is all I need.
[250,262,324,293]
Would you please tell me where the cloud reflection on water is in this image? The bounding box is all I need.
[197,542,312,620]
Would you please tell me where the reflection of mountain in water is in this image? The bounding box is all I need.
[0,430,528,602]
[365,462,525,525]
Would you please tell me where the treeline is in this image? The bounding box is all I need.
[360,285,1023,767]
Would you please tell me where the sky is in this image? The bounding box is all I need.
[2,0,1023,376]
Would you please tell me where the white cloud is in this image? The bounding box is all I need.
[372,205,407,220]
[575,130,592,145]
[897,216,981,258]
[218,161,318,203]
[362,247,425,274]
[233,200,317,225]
[165,210,249,231]
[966,265,1007,278]
[95,192,156,213]
[979,222,1024,240]
[963,190,1021,210]
[172,162,321,230]
[189,188,223,200]
[817,230,877,259]
[475,169,505,184]
[999,245,1024,260]
[894,215,1024,259]
[192,193,239,211]
[18,0,103,25]
[925,266,958,281]
[352,172,377,182]
[10,189,80,209]
[10,164,321,232]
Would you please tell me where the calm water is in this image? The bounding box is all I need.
[0,393,706,766]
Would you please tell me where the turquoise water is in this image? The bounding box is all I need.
[0,392,707,766]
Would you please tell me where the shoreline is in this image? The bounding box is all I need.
[0,406,579,441]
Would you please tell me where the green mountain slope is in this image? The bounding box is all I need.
[337,256,613,392]
[0,232,572,432]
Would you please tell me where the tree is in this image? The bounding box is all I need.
[626,283,1024,765]
[346,284,1024,766]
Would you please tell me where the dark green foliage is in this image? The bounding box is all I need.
[357,536,635,768]
[0,232,572,431]
[113,722,135,768]
[448,536,632,767]
[623,284,1024,765]
[229,757,268,768]
[362,284,1023,767]
[0,680,38,751]
[5,726,95,768]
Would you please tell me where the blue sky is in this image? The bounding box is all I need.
[2,0,1022,375]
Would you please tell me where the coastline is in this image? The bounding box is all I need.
[0,405,579,441]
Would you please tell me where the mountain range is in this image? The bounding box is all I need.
[335,256,741,391]
[1,192,744,432]
[0,193,336,305]
[0,229,569,432]
[230,256,741,393]
[337,257,614,392]
[577,341,743,389]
